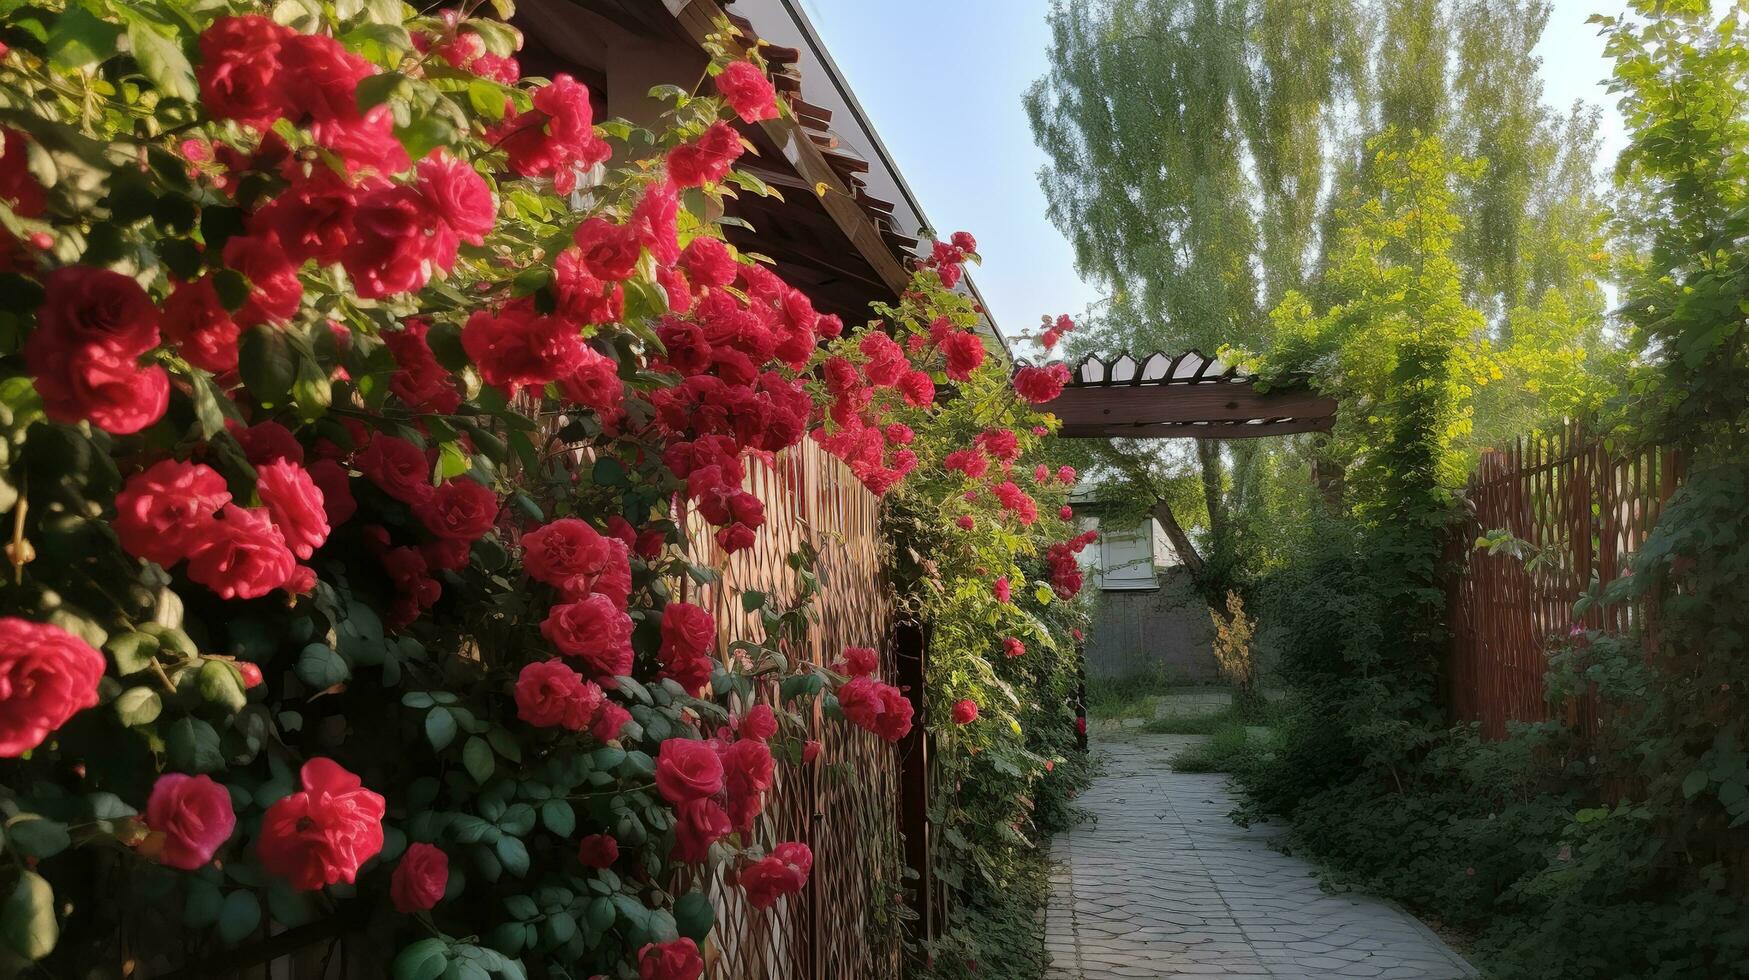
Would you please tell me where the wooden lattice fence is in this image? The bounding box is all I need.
[680,440,905,980]
[1446,421,1681,737]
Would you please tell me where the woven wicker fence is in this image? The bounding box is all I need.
[1446,421,1681,738]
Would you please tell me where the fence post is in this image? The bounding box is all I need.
[1074,641,1089,752]
[893,617,934,943]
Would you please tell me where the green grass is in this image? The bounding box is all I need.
[1142,697,1278,735]
[1168,722,1280,774]
[1084,666,1182,719]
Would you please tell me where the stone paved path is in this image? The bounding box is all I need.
[1044,734,1478,980]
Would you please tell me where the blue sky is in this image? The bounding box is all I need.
[802,0,1625,351]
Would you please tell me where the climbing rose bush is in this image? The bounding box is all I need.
[0,2,1032,976]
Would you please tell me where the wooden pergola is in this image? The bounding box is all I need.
[1036,351,1337,440]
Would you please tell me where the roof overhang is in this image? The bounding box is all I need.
[1032,351,1337,439]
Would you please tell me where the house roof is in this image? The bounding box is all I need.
[514,0,1007,356]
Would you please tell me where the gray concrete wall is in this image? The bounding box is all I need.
[1082,567,1219,683]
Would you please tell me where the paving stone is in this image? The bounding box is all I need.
[1043,733,1478,980]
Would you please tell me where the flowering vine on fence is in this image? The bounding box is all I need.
[0,1,1088,977]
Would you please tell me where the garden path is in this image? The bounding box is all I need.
[1044,733,1478,980]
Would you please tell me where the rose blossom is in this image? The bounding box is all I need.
[659,602,714,660]
[837,646,879,678]
[639,938,704,980]
[196,15,292,129]
[307,459,358,527]
[1004,637,1026,659]
[113,459,231,567]
[541,595,634,679]
[671,798,731,863]
[591,701,632,741]
[144,773,236,871]
[415,478,498,542]
[515,658,603,730]
[715,61,779,122]
[161,277,241,373]
[390,842,449,913]
[654,738,724,803]
[666,121,743,188]
[357,434,432,505]
[256,459,330,560]
[577,833,619,869]
[739,842,812,910]
[185,504,298,600]
[0,618,105,757]
[257,758,386,891]
[521,518,631,603]
[740,704,778,742]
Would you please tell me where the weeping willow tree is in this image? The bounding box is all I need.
[1026,0,1619,592]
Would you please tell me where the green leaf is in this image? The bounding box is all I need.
[47,5,121,72]
[357,71,414,113]
[741,590,766,613]
[673,891,713,943]
[217,890,261,945]
[1,871,57,961]
[426,707,458,751]
[123,15,198,102]
[539,799,574,837]
[183,878,223,928]
[105,631,159,675]
[463,736,495,784]
[591,456,627,488]
[295,644,350,689]
[114,686,163,727]
[166,717,225,773]
[1682,768,1709,799]
[239,324,296,407]
[391,938,450,980]
[197,660,248,714]
[493,835,529,877]
[6,817,70,860]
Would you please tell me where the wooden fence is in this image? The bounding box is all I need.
[1445,421,1681,737]
[681,440,906,980]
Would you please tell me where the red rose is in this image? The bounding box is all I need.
[185,504,298,600]
[384,318,462,413]
[0,618,104,757]
[976,428,1020,462]
[943,449,988,480]
[515,658,603,730]
[942,330,985,381]
[492,75,610,193]
[0,129,45,218]
[627,177,677,258]
[238,662,264,688]
[722,737,774,832]
[802,740,822,764]
[357,434,432,505]
[307,459,358,527]
[113,459,231,567]
[994,576,1011,603]
[276,32,372,126]
[343,183,437,299]
[1004,637,1026,658]
[521,518,631,604]
[162,277,241,373]
[577,833,619,869]
[740,704,777,742]
[1058,465,1077,485]
[659,602,715,661]
[739,842,812,910]
[838,646,879,678]
[29,266,157,358]
[222,234,302,326]
[951,231,977,252]
[1060,505,1074,521]
[558,347,624,426]
[898,370,935,407]
[639,939,704,980]
[952,699,979,725]
[463,300,580,396]
[679,236,738,289]
[540,595,634,680]
[145,773,236,871]
[230,419,305,465]
[28,343,170,435]
[666,121,744,188]
[654,738,724,804]
[572,217,641,282]
[416,478,498,542]
[256,459,330,560]
[197,15,292,129]
[715,61,779,123]
[250,168,361,266]
[1013,363,1070,404]
[417,154,495,253]
[671,798,731,864]
[838,677,914,742]
[390,842,448,913]
[591,701,632,741]
[258,759,385,891]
